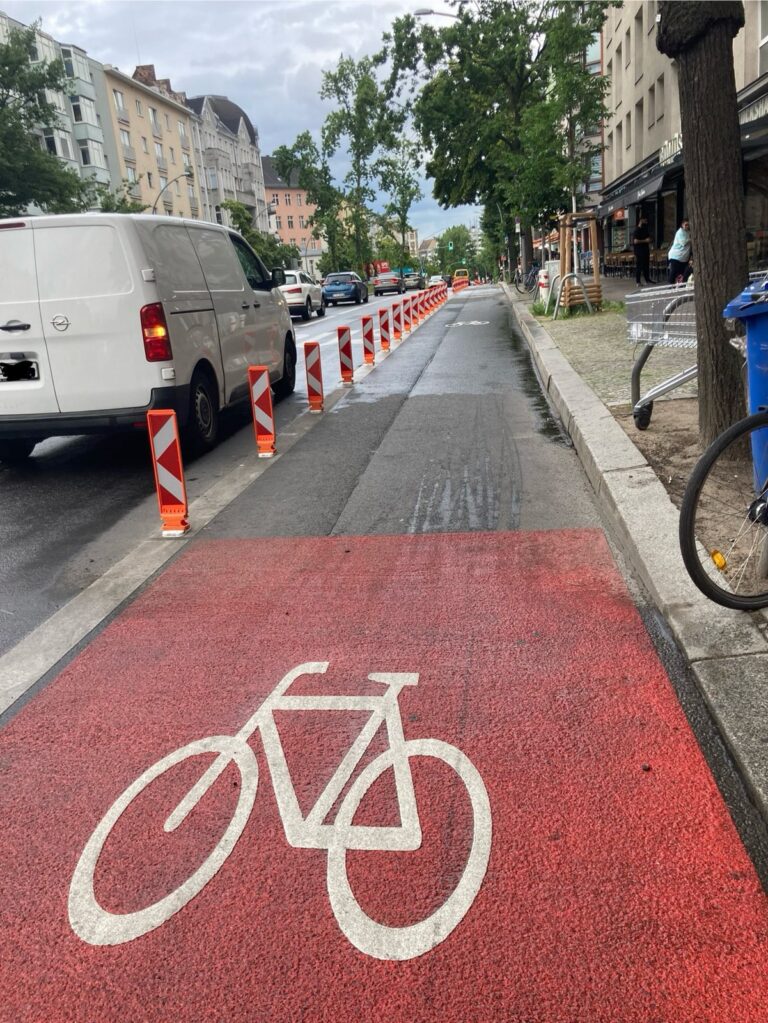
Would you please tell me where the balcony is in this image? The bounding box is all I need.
[156,156,168,173]
[180,135,191,151]
[116,108,130,126]
[74,121,105,144]
[128,182,142,199]
[189,196,199,213]
[163,195,173,211]
[122,144,137,164]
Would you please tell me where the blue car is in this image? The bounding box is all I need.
[322,272,369,306]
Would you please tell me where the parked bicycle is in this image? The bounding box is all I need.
[679,278,768,610]
[513,261,540,295]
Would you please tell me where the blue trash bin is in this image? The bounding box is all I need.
[724,279,768,490]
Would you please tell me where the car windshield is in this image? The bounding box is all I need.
[327,274,353,284]
[284,273,298,285]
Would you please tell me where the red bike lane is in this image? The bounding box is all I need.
[1,530,767,1022]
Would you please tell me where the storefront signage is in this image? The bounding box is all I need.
[659,133,683,166]
[740,95,768,127]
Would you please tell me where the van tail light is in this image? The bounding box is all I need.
[285,287,302,294]
[140,303,172,362]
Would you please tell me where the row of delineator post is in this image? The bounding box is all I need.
[146,283,449,536]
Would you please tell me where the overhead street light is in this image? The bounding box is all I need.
[152,168,195,215]
[414,7,459,17]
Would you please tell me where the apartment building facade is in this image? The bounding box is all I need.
[599,0,768,266]
[186,94,269,231]
[0,11,112,195]
[262,155,326,276]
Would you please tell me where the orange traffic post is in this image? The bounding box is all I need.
[362,315,375,364]
[147,409,189,538]
[418,291,426,321]
[248,364,276,458]
[378,307,391,351]
[304,341,324,413]
[412,293,421,326]
[392,301,403,341]
[403,295,412,333]
[338,325,353,385]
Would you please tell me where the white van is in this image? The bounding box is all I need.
[0,213,295,460]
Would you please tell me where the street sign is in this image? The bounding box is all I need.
[2,532,768,1020]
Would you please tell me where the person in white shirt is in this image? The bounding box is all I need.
[667,219,692,283]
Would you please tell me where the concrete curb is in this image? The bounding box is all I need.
[504,284,768,824]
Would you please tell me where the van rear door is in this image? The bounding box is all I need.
[0,220,60,415]
[34,221,150,412]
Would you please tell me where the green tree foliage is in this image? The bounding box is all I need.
[438,224,473,274]
[321,53,399,275]
[377,138,423,275]
[220,200,299,269]
[92,178,148,213]
[273,131,348,272]
[0,23,91,216]
[384,1,610,248]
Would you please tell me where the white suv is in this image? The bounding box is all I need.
[279,270,325,320]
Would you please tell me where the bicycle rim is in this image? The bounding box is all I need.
[679,410,768,610]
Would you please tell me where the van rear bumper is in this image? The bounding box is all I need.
[0,386,188,439]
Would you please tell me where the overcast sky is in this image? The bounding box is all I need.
[2,0,480,240]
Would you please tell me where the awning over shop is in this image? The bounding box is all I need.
[596,170,667,219]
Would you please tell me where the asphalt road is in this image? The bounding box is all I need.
[0,290,405,656]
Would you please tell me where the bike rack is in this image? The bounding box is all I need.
[552,272,593,320]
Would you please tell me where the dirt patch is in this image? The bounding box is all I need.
[613,398,702,510]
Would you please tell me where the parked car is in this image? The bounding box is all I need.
[441,274,453,288]
[279,270,325,320]
[427,275,444,287]
[373,271,404,296]
[0,213,295,461]
[403,272,425,291]
[322,272,369,306]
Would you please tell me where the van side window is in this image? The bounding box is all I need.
[229,234,270,290]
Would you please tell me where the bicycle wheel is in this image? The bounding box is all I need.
[679,410,768,610]
[326,739,491,961]
[526,272,538,294]
[69,735,258,945]
[513,270,527,294]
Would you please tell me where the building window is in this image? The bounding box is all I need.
[182,152,191,170]
[165,113,171,130]
[149,107,160,134]
[633,8,643,77]
[147,171,154,188]
[290,238,296,246]
[207,168,218,190]
[178,120,187,139]
[625,111,631,149]
[624,28,630,66]
[141,136,149,153]
[287,215,294,229]
[275,216,282,229]
[79,145,90,166]
[761,1,768,75]
[272,192,279,204]
[299,215,305,228]
[42,130,57,156]
[120,129,131,148]
[648,83,656,127]
[159,175,168,190]
[61,48,74,78]
[79,140,106,169]
[656,74,665,121]
[215,205,223,225]
[126,166,137,183]
[136,98,143,116]
[297,194,302,206]
[112,88,125,111]
[188,183,195,199]
[155,141,163,159]
[284,193,291,206]
[174,179,181,195]
[169,146,175,164]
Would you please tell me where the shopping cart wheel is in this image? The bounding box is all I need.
[634,402,653,430]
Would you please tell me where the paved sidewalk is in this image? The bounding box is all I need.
[505,282,768,830]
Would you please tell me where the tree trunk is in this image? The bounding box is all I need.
[662,10,747,445]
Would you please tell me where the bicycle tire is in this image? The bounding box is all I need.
[513,271,527,295]
[679,410,768,610]
[526,273,538,294]
[326,738,491,961]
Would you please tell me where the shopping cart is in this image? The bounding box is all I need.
[625,282,697,429]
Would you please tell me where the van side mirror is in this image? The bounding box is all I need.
[271,267,286,287]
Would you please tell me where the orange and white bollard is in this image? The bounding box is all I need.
[338,325,353,385]
[392,301,402,341]
[304,341,324,413]
[418,291,426,321]
[362,315,375,364]
[147,409,189,537]
[379,307,391,351]
[403,295,412,333]
[248,364,276,457]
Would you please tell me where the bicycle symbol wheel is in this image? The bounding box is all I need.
[326,739,492,961]
[69,736,259,946]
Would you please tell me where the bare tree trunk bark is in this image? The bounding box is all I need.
[672,19,747,444]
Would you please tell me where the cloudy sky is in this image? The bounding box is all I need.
[2,0,480,240]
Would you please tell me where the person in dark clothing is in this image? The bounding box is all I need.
[632,216,653,287]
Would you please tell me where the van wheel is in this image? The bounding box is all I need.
[0,439,36,463]
[302,298,312,321]
[187,369,219,453]
[273,338,296,400]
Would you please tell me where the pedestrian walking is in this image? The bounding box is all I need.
[632,215,653,287]
[667,218,692,284]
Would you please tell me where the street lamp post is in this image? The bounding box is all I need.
[414,7,459,16]
[152,169,194,215]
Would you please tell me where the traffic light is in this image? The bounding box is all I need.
[448,241,454,251]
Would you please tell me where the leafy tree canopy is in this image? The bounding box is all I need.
[220,200,299,269]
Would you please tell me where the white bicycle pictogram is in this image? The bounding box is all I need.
[69,662,492,961]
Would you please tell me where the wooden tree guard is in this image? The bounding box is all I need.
[558,212,602,310]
